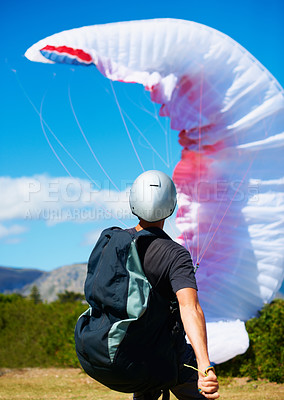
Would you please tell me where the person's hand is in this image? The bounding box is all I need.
[198,369,220,399]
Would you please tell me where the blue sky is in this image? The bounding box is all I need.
[1,0,283,271]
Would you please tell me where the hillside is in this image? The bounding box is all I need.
[0,266,45,293]
[21,263,87,302]
[1,263,283,303]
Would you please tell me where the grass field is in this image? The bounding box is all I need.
[0,368,283,400]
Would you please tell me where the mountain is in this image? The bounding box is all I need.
[21,263,87,302]
[1,263,283,303]
[0,266,46,293]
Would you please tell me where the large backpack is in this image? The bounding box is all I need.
[74,227,181,394]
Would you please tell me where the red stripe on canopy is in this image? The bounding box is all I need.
[41,45,92,62]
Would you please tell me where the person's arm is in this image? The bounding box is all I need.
[176,287,219,399]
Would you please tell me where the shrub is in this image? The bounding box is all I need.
[0,294,86,368]
[0,294,283,383]
[217,299,284,383]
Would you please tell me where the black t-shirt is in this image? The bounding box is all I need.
[127,227,197,300]
[127,227,198,377]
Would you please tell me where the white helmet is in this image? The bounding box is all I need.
[129,170,177,222]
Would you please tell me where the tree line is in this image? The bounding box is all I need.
[0,288,283,383]
[0,288,85,368]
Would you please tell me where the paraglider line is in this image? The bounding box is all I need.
[11,68,134,229]
[198,155,256,264]
[197,69,204,262]
[198,157,240,260]
[11,68,78,179]
[11,68,71,177]
[165,120,170,168]
[39,98,73,177]
[39,90,101,188]
[122,85,158,119]
[40,95,129,228]
[110,81,145,172]
[116,85,172,168]
[68,84,120,192]
[180,227,193,261]
[213,249,237,266]
[123,110,170,167]
[167,218,180,240]
[198,84,276,262]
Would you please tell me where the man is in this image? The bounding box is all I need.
[128,170,219,400]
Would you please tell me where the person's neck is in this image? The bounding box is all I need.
[135,219,165,232]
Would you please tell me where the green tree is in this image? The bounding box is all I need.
[0,293,23,303]
[0,294,86,368]
[57,290,85,303]
[29,285,42,304]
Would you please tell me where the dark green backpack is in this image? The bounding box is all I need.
[75,227,180,394]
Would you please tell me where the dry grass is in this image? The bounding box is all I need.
[0,368,283,400]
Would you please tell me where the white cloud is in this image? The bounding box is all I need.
[0,175,132,225]
[4,237,23,245]
[0,223,27,240]
[83,229,103,246]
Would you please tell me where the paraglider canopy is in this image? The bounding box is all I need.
[25,19,284,363]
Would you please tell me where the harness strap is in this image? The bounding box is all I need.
[161,389,170,400]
